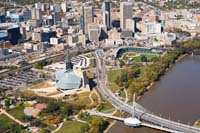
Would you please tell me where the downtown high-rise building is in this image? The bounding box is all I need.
[120,2,133,29]
[31,7,42,20]
[82,6,94,34]
[52,4,61,25]
[102,0,111,29]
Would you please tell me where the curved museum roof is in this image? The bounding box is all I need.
[56,69,81,90]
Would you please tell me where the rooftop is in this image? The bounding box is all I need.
[124,117,141,127]
[0,32,8,38]
[56,69,82,90]
[0,23,17,29]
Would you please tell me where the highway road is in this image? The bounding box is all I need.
[94,52,200,133]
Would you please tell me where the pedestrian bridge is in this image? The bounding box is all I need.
[87,110,183,133]
[95,51,200,133]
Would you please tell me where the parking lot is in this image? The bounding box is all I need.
[0,71,44,91]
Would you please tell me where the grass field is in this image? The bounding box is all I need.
[91,92,98,103]
[80,114,98,123]
[97,100,115,113]
[30,82,54,89]
[118,88,126,99]
[46,124,57,131]
[68,97,91,106]
[55,121,88,133]
[77,92,90,97]
[107,68,128,92]
[7,106,26,122]
[122,53,158,63]
[0,114,16,127]
[108,69,124,83]
[108,83,119,92]
[101,104,115,113]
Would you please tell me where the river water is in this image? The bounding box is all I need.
[108,55,200,133]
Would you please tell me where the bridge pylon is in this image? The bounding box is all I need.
[123,93,142,127]
[132,93,136,118]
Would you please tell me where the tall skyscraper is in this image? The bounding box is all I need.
[120,2,132,29]
[31,7,42,20]
[53,12,61,25]
[88,23,100,42]
[82,6,94,34]
[53,4,61,25]
[102,0,111,29]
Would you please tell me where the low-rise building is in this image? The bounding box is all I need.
[108,28,121,39]
[125,19,135,32]
[67,34,86,47]
[137,20,162,34]
[32,32,42,42]
[24,42,33,49]
[50,37,61,45]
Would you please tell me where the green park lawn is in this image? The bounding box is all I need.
[55,121,88,133]
[123,53,158,62]
[108,69,123,83]
[80,115,98,123]
[97,100,115,113]
[144,54,159,61]
[0,114,16,128]
[118,89,126,99]
[7,106,26,122]
[68,97,92,106]
[100,102,115,113]
[107,68,129,92]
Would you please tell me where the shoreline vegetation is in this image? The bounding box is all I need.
[136,53,188,101]
[112,38,200,101]
[106,38,200,132]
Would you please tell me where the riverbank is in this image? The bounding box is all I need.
[136,54,188,101]
[106,54,189,131]
[104,120,116,133]
[194,120,200,127]
[139,55,200,124]
[108,54,200,133]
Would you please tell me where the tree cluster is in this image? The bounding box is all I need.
[0,123,23,133]
[114,38,200,97]
[89,117,109,133]
[34,60,52,69]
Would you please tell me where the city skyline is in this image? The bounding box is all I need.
[0,0,200,133]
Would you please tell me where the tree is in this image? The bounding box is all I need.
[31,119,47,128]
[61,105,73,117]
[22,115,34,122]
[18,61,29,66]
[43,102,60,113]
[90,118,109,133]
[80,124,89,133]
[4,98,11,108]
[119,60,125,68]
[141,55,147,62]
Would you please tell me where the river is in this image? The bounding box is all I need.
[108,55,200,133]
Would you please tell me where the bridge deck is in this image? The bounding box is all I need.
[94,52,200,133]
[88,110,183,133]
